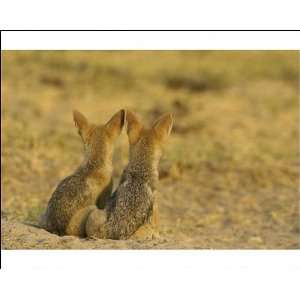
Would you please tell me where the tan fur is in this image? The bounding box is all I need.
[86,110,173,240]
[39,109,125,237]
[66,205,96,237]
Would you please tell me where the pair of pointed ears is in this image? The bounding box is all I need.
[73,109,125,138]
[126,111,173,144]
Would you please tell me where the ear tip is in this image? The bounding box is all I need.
[73,110,78,120]
[120,109,126,128]
[167,112,173,120]
[120,108,126,118]
[126,110,134,117]
[163,112,174,123]
[126,110,141,123]
[73,109,80,117]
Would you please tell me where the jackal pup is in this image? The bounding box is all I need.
[39,109,125,237]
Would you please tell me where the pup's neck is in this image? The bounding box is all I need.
[126,152,160,190]
[77,155,113,180]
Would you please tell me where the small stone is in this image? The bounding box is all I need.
[248,236,263,244]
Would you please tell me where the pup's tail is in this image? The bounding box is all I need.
[85,208,107,238]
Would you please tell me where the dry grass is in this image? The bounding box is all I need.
[2,50,299,249]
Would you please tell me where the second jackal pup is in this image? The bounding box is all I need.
[86,111,173,240]
[39,109,125,237]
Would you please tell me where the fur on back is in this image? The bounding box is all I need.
[45,167,111,235]
[103,171,154,239]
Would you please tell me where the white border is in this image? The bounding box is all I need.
[1,0,300,30]
[1,250,300,300]
[2,31,300,50]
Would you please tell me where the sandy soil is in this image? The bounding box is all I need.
[2,171,298,249]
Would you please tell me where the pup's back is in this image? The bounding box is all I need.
[104,174,154,239]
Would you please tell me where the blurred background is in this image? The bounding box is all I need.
[2,51,299,248]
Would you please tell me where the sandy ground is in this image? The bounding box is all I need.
[2,173,299,249]
[2,51,299,249]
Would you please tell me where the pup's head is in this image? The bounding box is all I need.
[126,110,173,167]
[73,109,125,164]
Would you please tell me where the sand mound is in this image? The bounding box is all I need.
[1,219,180,250]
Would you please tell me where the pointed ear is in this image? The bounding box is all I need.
[152,113,173,142]
[126,111,143,144]
[105,109,126,138]
[73,110,89,135]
